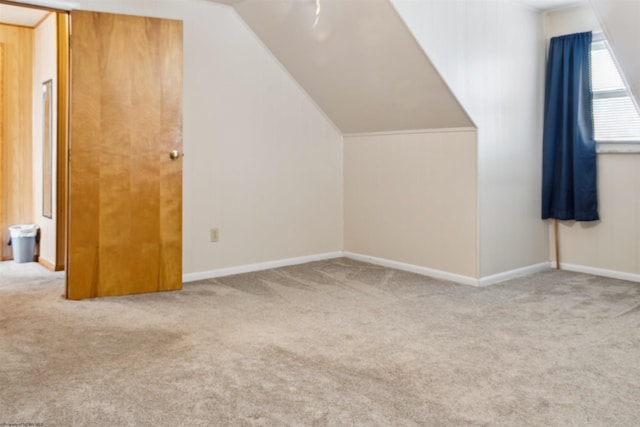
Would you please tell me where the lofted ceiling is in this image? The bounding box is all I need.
[233,0,473,134]
[208,0,590,134]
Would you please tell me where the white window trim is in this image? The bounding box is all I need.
[596,143,640,154]
[591,32,640,154]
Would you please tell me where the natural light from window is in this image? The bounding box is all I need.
[591,39,640,145]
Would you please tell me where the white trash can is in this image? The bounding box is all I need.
[9,224,39,263]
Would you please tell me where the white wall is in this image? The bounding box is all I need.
[344,130,478,280]
[546,4,640,279]
[555,155,640,277]
[392,0,549,278]
[42,0,344,275]
[33,13,57,267]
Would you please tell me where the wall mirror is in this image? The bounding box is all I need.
[43,79,53,219]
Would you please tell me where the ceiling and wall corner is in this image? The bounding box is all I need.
[195,0,591,138]
[544,2,600,37]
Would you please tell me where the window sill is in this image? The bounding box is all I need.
[596,142,640,154]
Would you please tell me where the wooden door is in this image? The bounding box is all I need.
[67,11,183,300]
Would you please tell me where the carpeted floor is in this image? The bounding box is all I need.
[1,258,639,426]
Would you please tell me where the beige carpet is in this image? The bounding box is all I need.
[1,258,639,426]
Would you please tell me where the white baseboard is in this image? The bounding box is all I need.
[556,262,640,283]
[182,252,343,283]
[343,252,478,286]
[477,262,552,287]
[183,251,559,288]
[344,252,554,287]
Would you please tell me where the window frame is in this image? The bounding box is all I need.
[591,33,640,154]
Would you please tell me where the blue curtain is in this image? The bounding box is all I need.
[542,32,599,221]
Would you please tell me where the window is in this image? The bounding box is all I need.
[590,35,640,153]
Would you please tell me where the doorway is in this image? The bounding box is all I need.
[1,2,184,300]
[0,1,67,271]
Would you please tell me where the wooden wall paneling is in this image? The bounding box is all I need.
[16,26,33,253]
[0,24,33,260]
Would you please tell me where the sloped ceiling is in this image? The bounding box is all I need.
[231,0,473,134]
[590,0,640,108]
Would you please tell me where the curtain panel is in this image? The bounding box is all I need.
[542,31,599,221]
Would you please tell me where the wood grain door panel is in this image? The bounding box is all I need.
[67,11,183,299]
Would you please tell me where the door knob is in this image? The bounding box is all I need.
[169,150,182,160]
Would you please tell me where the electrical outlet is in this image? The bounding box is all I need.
[210,228,219,243]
